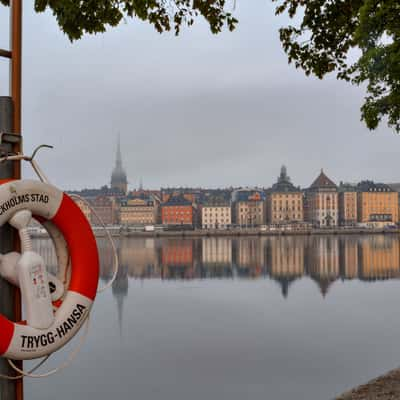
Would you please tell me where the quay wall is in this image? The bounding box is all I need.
[32,227,400,239]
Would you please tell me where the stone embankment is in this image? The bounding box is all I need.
[32,227,400,238]
[335,368,400,400]
[123,228,400,238]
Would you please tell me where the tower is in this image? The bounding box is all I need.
[111,134,128,195]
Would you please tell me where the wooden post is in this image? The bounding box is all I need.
[0,97,18,399]
[0,0,23,398]
[10,1,24,398]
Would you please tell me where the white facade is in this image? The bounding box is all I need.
[201,205,231,229]
[307,192,339,227]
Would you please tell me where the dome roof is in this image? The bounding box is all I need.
[270,165,299,193]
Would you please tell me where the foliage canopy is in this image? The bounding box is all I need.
[2,1,400,132]
[273,0,400,132]
[0,0,237,39]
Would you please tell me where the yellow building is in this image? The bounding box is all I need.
[357,181,398,227]
[267,166,303,224]
[119,197,157,226]
[338,186,358,226]
[232,189,266,227]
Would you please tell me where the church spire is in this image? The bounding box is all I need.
[111,133,128,195]
[116,133,123,170]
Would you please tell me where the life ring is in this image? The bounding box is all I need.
[0,179,99,360]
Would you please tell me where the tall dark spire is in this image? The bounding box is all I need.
[111,133,128,195]
[116,133,123,170]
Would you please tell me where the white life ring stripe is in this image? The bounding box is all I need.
[5,292,92,359]
[0,180,63,225]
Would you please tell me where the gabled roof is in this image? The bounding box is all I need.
[388,183,400,192]
[231,189,266,202]
[309,169,337,190]
[163,193,192,206]
[357,180,393,193]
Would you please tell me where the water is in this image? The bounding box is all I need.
[27,235,400,399]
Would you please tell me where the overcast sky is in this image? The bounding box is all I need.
[1,2,399,191]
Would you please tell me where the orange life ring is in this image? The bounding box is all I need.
[0,180,99,360]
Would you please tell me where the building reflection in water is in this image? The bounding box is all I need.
[267,236,305,298]
[306,236,340,297]
[33,235,400,304]
[234,237,267,278]
[200,237,233,279]
[160,239,195,280]
[358,236,400,280]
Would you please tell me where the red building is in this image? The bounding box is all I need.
[161,194,193,226]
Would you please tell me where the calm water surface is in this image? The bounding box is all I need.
[28,235,400,399]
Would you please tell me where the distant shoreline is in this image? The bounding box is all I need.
[32,227,400,239]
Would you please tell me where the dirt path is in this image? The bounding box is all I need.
[336,368,400,399]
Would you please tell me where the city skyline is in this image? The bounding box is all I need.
[78,137,400,192]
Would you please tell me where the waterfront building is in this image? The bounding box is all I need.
[357,181,398,227]
[90,195,119,225]
[305,170,338,227]
[232,189,266,227]
[111,135,128,195]
[119,197,157,226]
[338,183,358,226]
[161,194,193,226]
[266,165,303,224]
[201,201,231,229]
[388,183,400,223]
[73,197,91,222]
